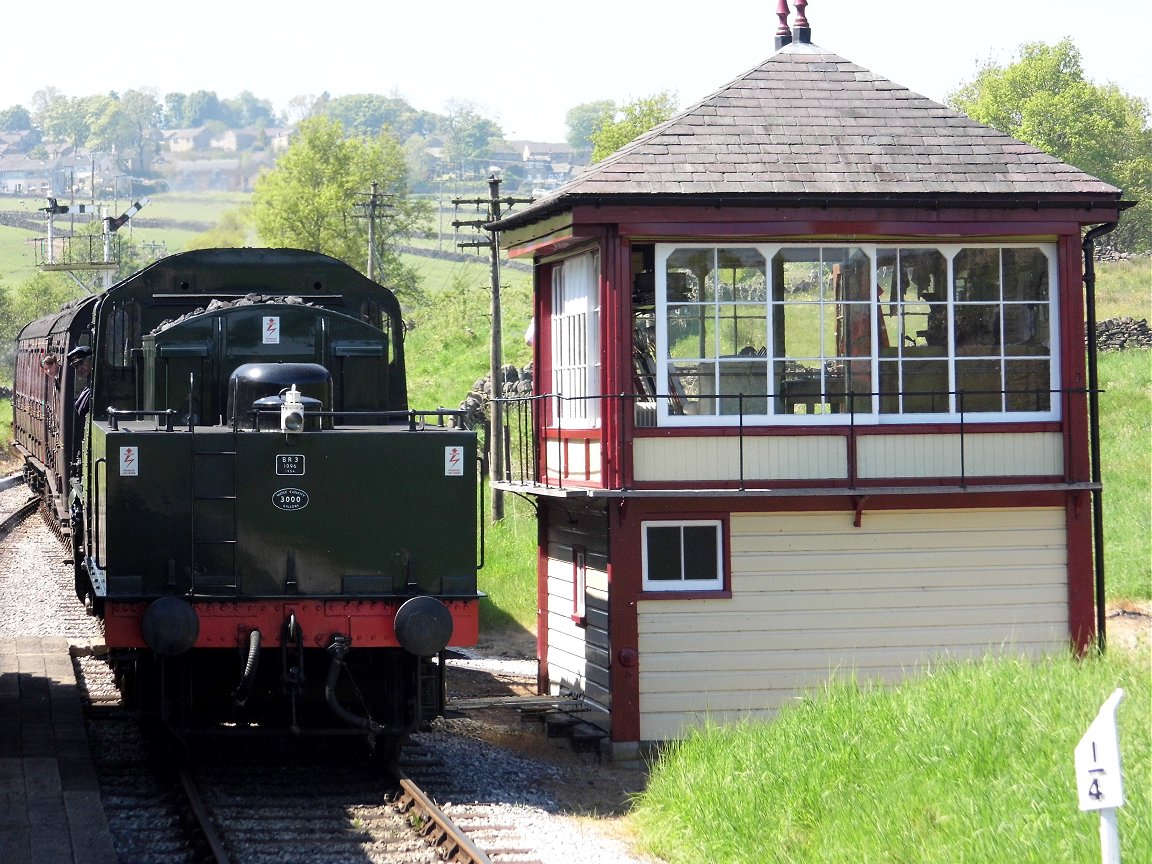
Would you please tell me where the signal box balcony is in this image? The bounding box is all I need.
[493,384,1095,501]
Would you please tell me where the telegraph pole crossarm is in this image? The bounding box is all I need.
[453,175,533,523]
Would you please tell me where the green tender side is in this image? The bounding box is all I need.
[89,421,478,600]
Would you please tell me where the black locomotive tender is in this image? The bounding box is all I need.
[13,248,480,743]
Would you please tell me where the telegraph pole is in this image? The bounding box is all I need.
[355,182,392,281]
[452,174,532,522]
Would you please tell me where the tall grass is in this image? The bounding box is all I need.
[475,492,539,634]
[1098,349,1151,600]
[632,649,1150,864]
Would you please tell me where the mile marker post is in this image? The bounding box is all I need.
[1074,688,1126,864]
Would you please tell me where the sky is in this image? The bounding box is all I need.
[4,0,1149,144]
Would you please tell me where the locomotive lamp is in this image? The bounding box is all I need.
[281,384,305,432]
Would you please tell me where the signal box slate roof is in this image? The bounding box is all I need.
[492,41,1124,231]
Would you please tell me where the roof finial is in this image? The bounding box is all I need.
[794,0,811,43]
[774,0,792,49]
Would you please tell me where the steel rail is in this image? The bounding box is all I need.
[0,496,40,537]
[177,765,233,864]
[392,767,494,864]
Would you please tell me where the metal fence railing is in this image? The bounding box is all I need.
[492,386,1089,493]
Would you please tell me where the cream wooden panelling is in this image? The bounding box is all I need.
[632,436,846,482]
[858,432,1063,478]
[544,437,603,482]
[636,507,1068,741]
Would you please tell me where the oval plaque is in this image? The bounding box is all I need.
[272,488,309,511]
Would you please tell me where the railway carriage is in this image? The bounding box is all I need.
[13,248,480,744]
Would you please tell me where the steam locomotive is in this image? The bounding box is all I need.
[12,248,480,748]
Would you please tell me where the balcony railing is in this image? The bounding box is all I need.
[493,386,1091,494]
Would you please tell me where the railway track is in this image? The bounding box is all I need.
[78,655,505,864]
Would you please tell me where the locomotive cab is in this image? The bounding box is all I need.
[228,362,332,431]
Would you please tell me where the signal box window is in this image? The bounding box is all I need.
[642,520,723,592]
[550,251,601,426]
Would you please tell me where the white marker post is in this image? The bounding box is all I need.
[1074,688,1126,864]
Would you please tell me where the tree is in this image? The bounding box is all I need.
[182,90,226,127]
[163,92,187,128]
[250,116,431,303]
[565,99,615,153]
[32,89,92,152]
[0,272,84,346]
[86,90,161,172]
[321,94,437,140]
[439,100,503,176]
[949,39,1152,252]
[0,105,32,131]
[590,91,679,162]
[186,208,255,249]
[223,91,275,128]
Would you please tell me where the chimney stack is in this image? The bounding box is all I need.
[774,0,792,49]
[794,0,811,43]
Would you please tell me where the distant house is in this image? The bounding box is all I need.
[164,127,213,153]
[265,127,294,152]
[209,128,257,152]
[0,154,58,195]
[0,130,39,156]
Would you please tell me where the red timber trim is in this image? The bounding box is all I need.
[536,260,556,404]
[603,225,627,491]
[625,489,1068,515]
[1058,233,1091,483]
[596,207,1119,237]
[103,599,479,650]
[630,476,1069,492]
[630,421,1062,438]
[1066,491,1097,652]
[1056,232,1097,652]
[607,498,641,744]
[536,505,550,695]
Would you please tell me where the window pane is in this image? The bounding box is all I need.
[775,360,824,414]
[901,249,948,303]
[682,525,719,581]
[838,302,873,357]
[1002,248,1049,302]
[778,302,822,359]
[1003,304,1048,351]
[667,249,708,303]
[897,359,950,413]
[667,305,706,359]
[717,360,769,416]
[843,359,873,413]
[646,527,683,580]
[714,248,767,302]
[954,304,1001,356]
[668,362,707,416]
[722,306,767,357]
[956,359,1003,412]
[1005,359,1051,411]
[955,248,1001,302]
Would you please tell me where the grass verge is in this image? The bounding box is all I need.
[1098,349,1151,601]
[632,649,1150,864]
